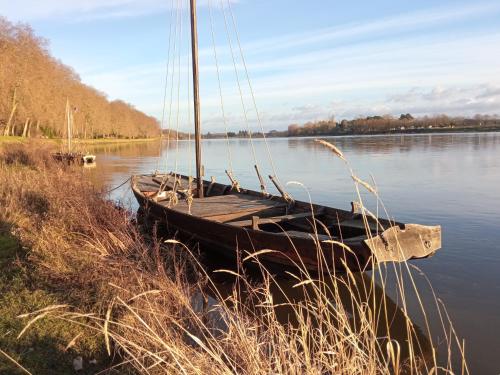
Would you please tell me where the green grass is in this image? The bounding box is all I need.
[73,137,159,145]
[0,135,158,146]
[0,232,107,374]
[0,136,26,144]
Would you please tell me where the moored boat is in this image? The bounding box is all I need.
[132,0,441,273]
[52,99,97,166]
[132,173,441,272]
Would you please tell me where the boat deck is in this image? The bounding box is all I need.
[135,175,163,191]
[161,193,287,221]
[135,174,288,221]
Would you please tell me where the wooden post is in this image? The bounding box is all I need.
[190,0,203,198]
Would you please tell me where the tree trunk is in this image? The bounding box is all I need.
[22,118,30,137]
[28,120,35,137]
[3,102,17,136]
[3,88,18,136]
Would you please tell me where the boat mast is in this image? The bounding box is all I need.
[66,98,72,153]
[189,0,204,198]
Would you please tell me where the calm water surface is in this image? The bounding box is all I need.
[87,132,500,374]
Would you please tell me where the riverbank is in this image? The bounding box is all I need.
[0,142,466,374]
[73,137,159,145]
[0,136,26,144]
[0,143,191,373]
[0,136,159,147]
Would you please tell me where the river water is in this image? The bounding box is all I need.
[86,132,500,374]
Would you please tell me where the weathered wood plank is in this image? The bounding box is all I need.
[227,211,317,227]
[164,193,286,218]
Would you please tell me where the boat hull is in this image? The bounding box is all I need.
[132,175,441,273]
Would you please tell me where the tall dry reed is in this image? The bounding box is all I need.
[0,142,467,374]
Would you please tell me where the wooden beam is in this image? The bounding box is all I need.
[226,211,318,227]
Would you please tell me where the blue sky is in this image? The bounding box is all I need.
[3,0,500,132]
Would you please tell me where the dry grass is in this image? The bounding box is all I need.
[0,142,468,374]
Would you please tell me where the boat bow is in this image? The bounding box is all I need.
[364,224,441,263]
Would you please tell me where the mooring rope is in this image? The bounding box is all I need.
[102,177,131,194]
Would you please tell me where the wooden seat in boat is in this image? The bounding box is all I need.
[226,210,319,227]
[340,218,379,232]
[276,230,331,241]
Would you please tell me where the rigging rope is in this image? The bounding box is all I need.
[219,0,260,176]
[155,0,176,172]
[164,0,181,176]
[208,0,235,175]
[173,0,184,184]
[187,29,193,182]
[226,0,280,183]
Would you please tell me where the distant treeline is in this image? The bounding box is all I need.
[285,114,500,137]
[0,17,160,139]
[203,114,500,139]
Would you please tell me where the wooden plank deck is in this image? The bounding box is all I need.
[164,193,286,220]
[136,175,162,191]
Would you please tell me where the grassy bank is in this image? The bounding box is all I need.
[73,137,159,145]
[0,136,26,144]
[0,142,467,374]
[0,136,159,146]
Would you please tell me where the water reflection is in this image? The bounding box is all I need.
[86,140,162,158]
[201,265,432,371]
[290,133,500,154]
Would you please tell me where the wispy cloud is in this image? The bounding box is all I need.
[209,1,500,57]
[3,0,237,22]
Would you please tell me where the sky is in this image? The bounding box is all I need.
[2,0,500,132]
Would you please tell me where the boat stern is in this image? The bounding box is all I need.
[364,224,441,263]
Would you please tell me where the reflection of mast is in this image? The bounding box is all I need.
[189,0,203,198]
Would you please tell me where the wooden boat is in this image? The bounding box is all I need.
[82,154,96,164]
[132,1,441,272]
[132,173,441,272]
[52,99,96,165]
[53,151,96,165]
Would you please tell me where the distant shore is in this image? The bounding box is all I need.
[202,125,500,140]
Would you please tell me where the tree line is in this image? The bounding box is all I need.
[285,114,500,137]
[0,17,160,139]
[202,113,500,139]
